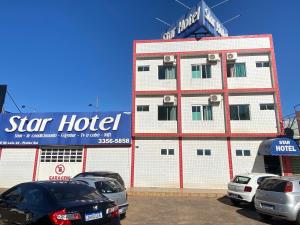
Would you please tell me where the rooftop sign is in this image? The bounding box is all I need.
[162,0,228,39]
[0,112,131,146]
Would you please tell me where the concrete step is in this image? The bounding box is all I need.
[127,188,226,198]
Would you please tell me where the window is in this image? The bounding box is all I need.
[197,149,203,155]
[158,65,176,80]
[236,149,251,156]
[168,149,174,155]
[161,149,174,155]
[158,106,177,121]
[2,186,23,203]
[191,64,211,79]
[230,105,250,120]
[95,180,124,194]
[192,105,213,121]
[161,149,167,155]
[137,65,150,71]
[227,63,246,77]
[22,188,47,207]
[40,148,83,162]
[260,103,274,110]
[137,105,149,112]
[197,149,212,156]
[256,61,270,68]
[233,176,251,184]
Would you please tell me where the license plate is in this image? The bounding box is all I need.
[229,193,239,198]
[261,203,275,210]
[85,212,102,221]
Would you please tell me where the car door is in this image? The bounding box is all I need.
[0,185,26,225]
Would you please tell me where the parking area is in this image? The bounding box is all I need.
[122,196,293,225]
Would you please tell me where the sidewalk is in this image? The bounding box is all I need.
[127,187,226,198]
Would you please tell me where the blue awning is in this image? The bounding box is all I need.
[258,138,300,156]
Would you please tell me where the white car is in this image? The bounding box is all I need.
[227,173,278,205]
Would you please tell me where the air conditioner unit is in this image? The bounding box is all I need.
[163,55,175,64]
[208,54,220,61]
[209,95,221,103]
[227,52,238,61]
[163,95,176,104]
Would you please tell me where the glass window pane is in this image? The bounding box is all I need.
[256,62,262,67]
[235,63,246,77]
[203,105,212,120]
[158,66,165,79]
[161,149,167,155]
[239,105,250,120]
[192,106,201,120]
[227,64,234,77]
[168,149,174,155]
[230,105,239,120]
[244,150,251,156]
[236,150,243,156]
[263,62,270,67]
[205,149,211,156]
[192,65,201,78]
[197,149,203,156]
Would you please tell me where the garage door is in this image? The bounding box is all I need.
[36,148,83,181]
[0,148,36,188]
[85,147,131,187]
[291,156,300,175]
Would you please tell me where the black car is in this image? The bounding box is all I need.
[0,181,120,225]
[74,172,125,188]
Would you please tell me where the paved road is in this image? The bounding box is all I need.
[122,196,293,225]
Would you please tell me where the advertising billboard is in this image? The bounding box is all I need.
[162,0,228,39]
[0,112,131,146]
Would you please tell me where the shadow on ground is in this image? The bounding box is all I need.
[217,196,294,225]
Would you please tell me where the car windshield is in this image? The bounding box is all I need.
[95,180,124,194]
[46,182,101,202]
[233,176,251,184]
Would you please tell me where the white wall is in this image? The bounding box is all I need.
[0,148,36,188]
[231,139,266,176]
[136,36,271,54]
[227,54,272,89]
[134,138,179,188]
[135,97,178,133]
[136,58,177,91]
[229,94,278,133]
[182,139,230,189]
[180,56,223,90]
[86,147,131,188]
[181,95,225,133]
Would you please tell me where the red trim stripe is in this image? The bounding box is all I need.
[0,148,2,160]
[134,133,279,138]
[179,138,183,188]
[227,138,233,179]
[131,40,137,188]
[32,147,39,181]
[82,146,87,173]
[135,34,272,44]
[177,54,183,188]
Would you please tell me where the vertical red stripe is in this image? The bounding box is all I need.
[269,36,284,135]
[0,148,2,160]
[82,146,87,172]
[130,138,135,187]
[32,147,39,181]
[177,54,183,188]
[282,156,292,176]
[131,41,137,188]
[222,52,233,179]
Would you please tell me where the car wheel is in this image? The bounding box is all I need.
[230,199,240,206]
[296,211,300,225]
[120,213,126,220]
[258,213,272,220]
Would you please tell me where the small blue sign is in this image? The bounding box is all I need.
[0,112,131,146]
[271,138,300,156]
[162,0,228,39]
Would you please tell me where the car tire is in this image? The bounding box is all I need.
[120,213,126,220]
[258,213,272,220]
[230,199,240,206]
[296,212,300,225]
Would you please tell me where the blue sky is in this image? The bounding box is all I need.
[1,0,299,116]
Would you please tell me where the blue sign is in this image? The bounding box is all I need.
[162,0,228,39]
[0,112,131,146]
[271,138,300,156]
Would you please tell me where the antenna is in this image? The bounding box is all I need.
[155,17,171,27]
[174,0,191,10]
[210,0,231,9]
[222,14,241,25]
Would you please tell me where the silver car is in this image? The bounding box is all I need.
[72,177,129,218]
[255,176,300,224]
